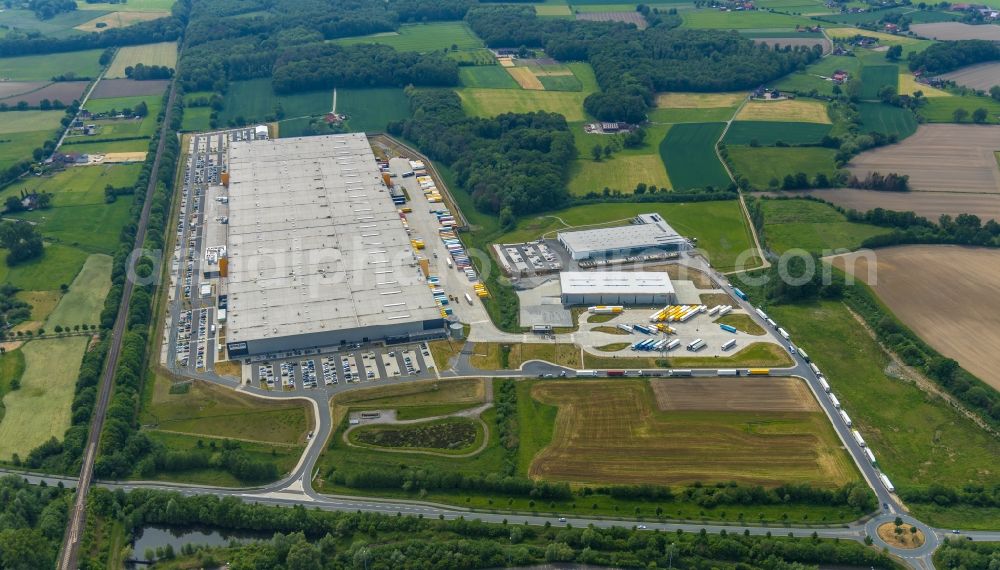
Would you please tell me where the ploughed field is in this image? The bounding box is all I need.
[527,379,856,488]
[778,189,1000,223]
[833,245,1000,391]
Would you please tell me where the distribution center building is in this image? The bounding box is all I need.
[559,271,675,305]
[557,213,688,260]
[223,133,445,358]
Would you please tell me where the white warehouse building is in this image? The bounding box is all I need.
[559,271,675,305]
[557,213,688,261]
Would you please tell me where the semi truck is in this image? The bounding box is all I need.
[852,429,866,447]
[766,318,777,329]
[720,324,738,333]
[588,306,623,314]
[465,293,473,305]
[617,323,634,333]
[864,448,877,465]
[576,370,598,377]
[733,287,748,301]
[606,370,625,377]
[665,339,681,350]
[717,369,738,376]
[755,307,768,320]
[799,348,810,362]
[686,338,706,351]
[839,410,853,427]
[879,473,895,493]
[722,339,737,351]
[669,369,693,377]
[778,327,790,340]
[810,363,822,376]
[718,305,733,316]
[829,393,841,408]
[748,368,771,376]
[818,377,831,393]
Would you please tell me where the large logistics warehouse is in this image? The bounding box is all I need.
[557,213,689,260]
[560,271,675,305]
[223,133,445,358]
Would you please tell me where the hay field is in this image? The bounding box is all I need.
[939,62,1000,92]
[458,89,588,121]
[0,336,88,460]
[507,67,544,90]
[653,378,818,412]
[736,99,831,123]
[781,189,1000,222]
[528,380,856,487]
[910,22,1000,41]
[106,42,178,78]
[847,125,1000,194]
[833,245,1000,390]
[74,10,169,31]
[576,11,648,29]
[45,254,112,328]
[824,27,921,44]
[656,92,746,108]
[898,74,951,97]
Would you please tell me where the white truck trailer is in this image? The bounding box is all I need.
[839,410,853,427]
[686,338,705,351]
[879,473,895,493]
[818,377,831,393]
[852,429,866,447]
[829,393,841,408]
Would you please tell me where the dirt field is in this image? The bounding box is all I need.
[528,380,856,487]
[0,81,88,106]
[754,37,831,53]
[506,67,544,90]
[832,245,1000,390]
[652,378,819,412]
[911,22,1000,41]
[940,62,1000,92]
[737,99,831,123]
[74,10,170,32]
[777,189,1000,222]
[576,11,648,30]
[847,124,1000,194]
[655,92,746,108]
[90,78,170,98]
[0,81,47,99]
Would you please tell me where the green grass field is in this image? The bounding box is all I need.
[84,94,161,114]
[45,253,112,328]
[758,198,890,254]
[458,66,519,89]
[0,163,141,207]
[723,121,832,145]
[334,22,484,52]
[458,88,590,121]
[859,65,899,100]
[567,122,671,193]
[59,138,151,153]
[0,111,65,134]
[76,0,175,11]
[335,88,410,132]
[180,107,212,132]
[0,349,25,424]
[681,9,817,28]
[764,300,1000,513]
[649,107,738,123]
[728,146,838,189]
[498,201,755,271]
[771,55,861,96]
[918,95,1000,124]
[659,122,731,190]
[0,129,59,171]
[105,41,178,78]
[0,243,88,292]
[0,336,88,460]
[857,102,917,139]
[142,431,304,487]
[0,49,104,81]
[219,79,332,125]
[0,8,107,37]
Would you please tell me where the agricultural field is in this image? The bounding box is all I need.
[497,200,755,272]
[0,8,102,37]
[0,336,88,460]
[180,107,212,132]
[857,102,917,139]
[823,27,921,45]
[859,65,899,100]
[334,22,484,53]
[534,4,573,16]
[0,49,104,81]
[105,41,178,78]
[681,9,817,29]
[74,10,169,32]
[910,21,1000,41]
[45,254,112,328]
[939,62,1000,92]
[723,121,832,145]
[833,246,1000,391]
[736,99,831,123]
[659,122,731,190]
[218,79,331,125]
[897,73,951,98]
[0,110,65,134]
[0,244,89,292]
[76,0,176,11]
[141,373,312,445]
[458,66,519,89]
[528,379,856,487]
[771,55,860,97]
[60,138,151,154]
[650,91,743,123]
[754,0,831,12]
[0,82,88,107]
[575,10,648,29]
[458,89,590,121]
[90,78,170,98]
[781,188,1000,222]
[919,95,1000,124]
[757,198,890,254]
[0,128,63,170]
[847,125,1000,194]
[567,122,671,194]
[728,146,838,189]
[335,88,411,132]
[764,299,1000,523]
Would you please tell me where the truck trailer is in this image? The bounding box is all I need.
[799,348,810,362]
[778,327,790,340]
[748,368,771,376]
[818,378,831,393]
[717,369,738,376]
[839,410,853,427]
[755,307,768,320]
[576,370,598,377]
[665,339,681,350]
[669,369,693,377]
[722,339,737,351]
[829,393,841,408]
[720,324,737,333]
[686,338,706,351]
[852,429,866,447]
[810,363,822,376]
[864,448,877,465]
[879,473,895,493]
[733,287,748,301]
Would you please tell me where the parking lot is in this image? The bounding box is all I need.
[249,342,436,391]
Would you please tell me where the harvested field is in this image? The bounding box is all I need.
[783,188,1000,222]
[898,73,951,97]
[754,37,830,53]
[939,62,1000,92]
[74,10,169,31]
[0,81,48,99]
[847,125,1000,194]
[652,378,818,412]
[832,245,1000,390]
[0,81,87,106]
[576,11,648,29]
[656,91,746,108]
[90,78,170,98]
[106,41,178,78]
[736,99,831,123]
[824,27,921,44]
[910,22,1000,41]
[528,380,856,487]
[506,67,544,90]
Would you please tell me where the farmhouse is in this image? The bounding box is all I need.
[559,271,676,305]
[222,133,445,358]
[557,213,689,261]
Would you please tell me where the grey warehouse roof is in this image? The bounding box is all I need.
[560,271,674,295]
[557,213,687,255]
[224,133,441,344]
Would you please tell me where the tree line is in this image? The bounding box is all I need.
[0,16,182,57]
[80,487,898,570]
[908,39,1000,74]
[0,476,69,570]
[27,0,76,20]
[387,88,575,221]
